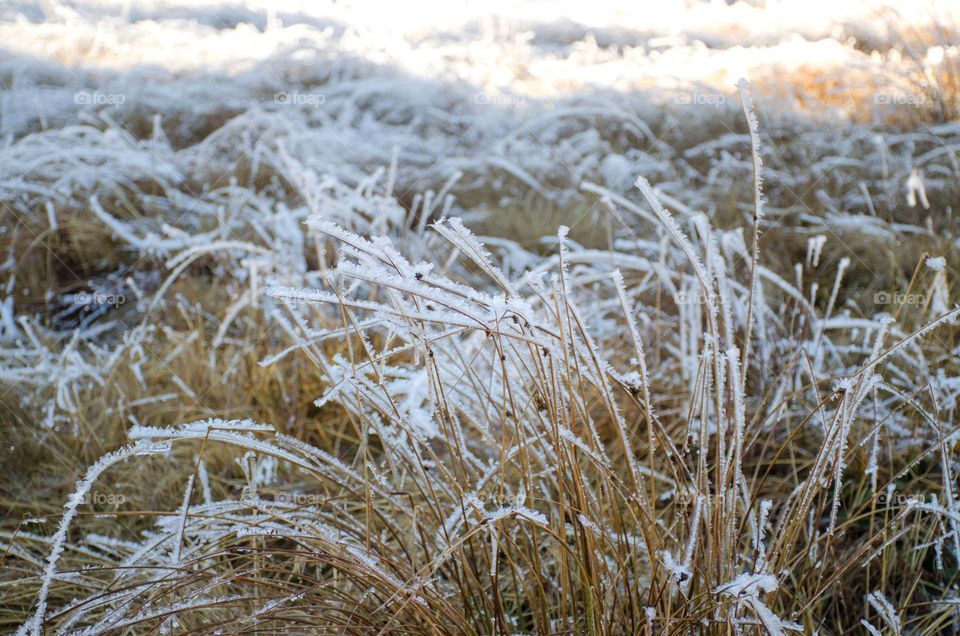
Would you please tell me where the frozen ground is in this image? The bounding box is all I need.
[1,1,959,633]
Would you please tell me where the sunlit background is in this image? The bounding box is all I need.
[2,0,958,122]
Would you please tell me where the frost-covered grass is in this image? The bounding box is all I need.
[2,1,960,634]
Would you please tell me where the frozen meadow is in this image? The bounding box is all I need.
[1,0,959,633]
